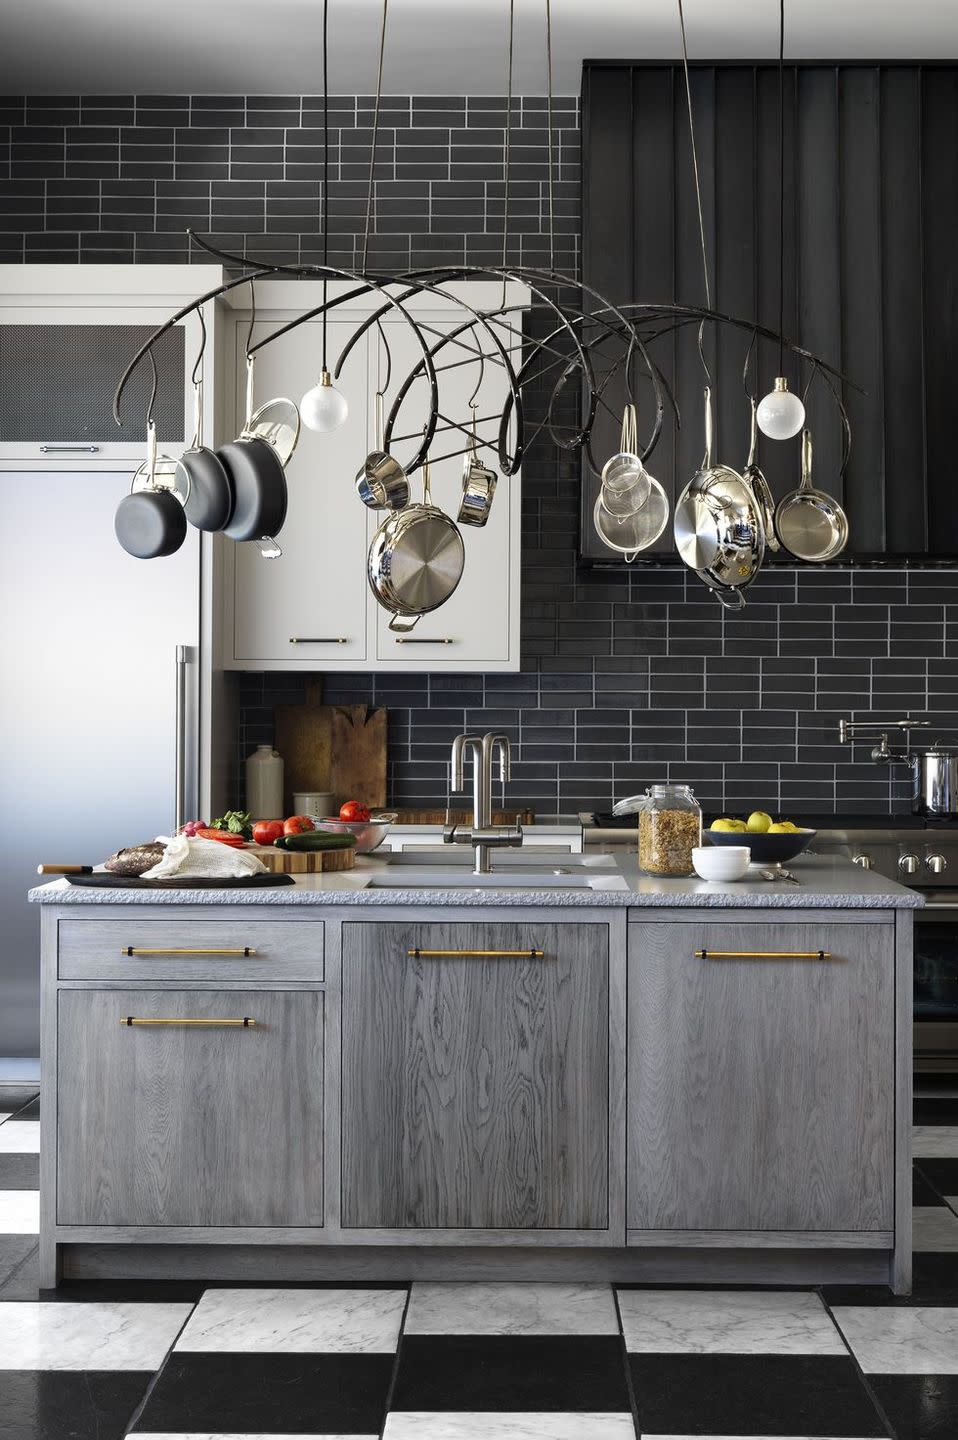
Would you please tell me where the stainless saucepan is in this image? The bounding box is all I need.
[367,458,465,633]
[775,428,849,562]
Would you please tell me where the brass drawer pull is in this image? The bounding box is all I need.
[122,947,258,957]
[120,1016,257,1027]
[695,948,831,960]
[409,947,545,959]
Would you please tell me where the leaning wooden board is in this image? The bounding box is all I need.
[246,842,356,875]
[273,681,387,813]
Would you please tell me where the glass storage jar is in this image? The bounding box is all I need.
[636,784,702,876]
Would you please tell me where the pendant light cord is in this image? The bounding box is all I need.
[321,0,330,369]
[545,0,555,276]
[777,0,785,374]
[502,0,515,290]
[676,0,711,311]
[363,0,389,273]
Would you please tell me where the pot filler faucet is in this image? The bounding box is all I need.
[445,732,523,873]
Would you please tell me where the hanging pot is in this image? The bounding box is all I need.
[217,356,289,557]
[742,397,779,552]
[367,458,465,633]
[673,387,764,606]
[178,378,234,533]
[457,406,497,528]
[114,422,188,560]
[239,354,301,468]
[774,428,849,562]
[356,392,410,511]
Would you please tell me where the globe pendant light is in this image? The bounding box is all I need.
[757,374,804,440]
[301,368,348,432]
[300,0,348,435]
[757,0,805,442]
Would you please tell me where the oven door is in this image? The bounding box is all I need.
[914,893,958,1074]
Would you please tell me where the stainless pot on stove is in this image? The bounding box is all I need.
[839,717,958,818]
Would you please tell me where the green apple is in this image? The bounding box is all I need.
[747,811,772,834]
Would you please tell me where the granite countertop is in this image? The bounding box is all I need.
[28,850,923,908]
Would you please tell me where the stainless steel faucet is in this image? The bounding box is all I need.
[446,731,523,873]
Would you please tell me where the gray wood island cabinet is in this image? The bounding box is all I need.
[31,868,916,1292]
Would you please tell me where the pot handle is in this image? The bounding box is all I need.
[375,391,384,452]
[388,611,421,634]
[702,386,713,470]
[714,586,747,612]
[244,355,255,431]
[422,456,432,506]
[146,419,157,487]
[191,378,202,450]
[746,396,758,469]
[801,427,813,490]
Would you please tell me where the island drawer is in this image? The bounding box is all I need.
[57,919,324,982]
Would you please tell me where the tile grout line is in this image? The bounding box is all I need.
[610,1285,643,1439]
[378,1281,413,1440]
[120,1291,204,1439]
[816,1286,905,1440]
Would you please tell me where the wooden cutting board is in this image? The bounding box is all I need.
[273,681,387,813]
[247,842,356,874]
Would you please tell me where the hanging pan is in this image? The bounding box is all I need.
[774,428,848,562]
[114,421,188,560]
[742,397,779,552]
[178,376,233,533]
[356,391,410,511]
[367,457,465,633]
[219,356,288,557]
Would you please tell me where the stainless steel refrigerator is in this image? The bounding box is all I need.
[0,469,200,1063]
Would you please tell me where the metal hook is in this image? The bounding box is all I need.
[742,328,758,402]
[466,332,485,409]
[245,277,256,359]
[696,320,712,385]
[146,349,158,428]
[191,306,207,388]
[376,318,392,396]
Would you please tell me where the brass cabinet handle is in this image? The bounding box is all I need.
[120,1016,257,1027]
[408,947,545,958]
[289,637,348,644]
[122,947,258,957]
[695,948,831,960]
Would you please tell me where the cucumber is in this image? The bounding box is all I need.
[273,830,357,852]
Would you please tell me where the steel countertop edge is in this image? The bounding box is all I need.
[27,852,923,908]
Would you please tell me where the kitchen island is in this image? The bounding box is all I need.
[30,849,919,1291]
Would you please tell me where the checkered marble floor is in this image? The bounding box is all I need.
[0,1089,957,1439]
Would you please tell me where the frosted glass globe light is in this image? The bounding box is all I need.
[756,375,805,441]
[300,369,348,432]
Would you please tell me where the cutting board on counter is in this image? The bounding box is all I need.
[273,681,387,812]
[247,842,356,875]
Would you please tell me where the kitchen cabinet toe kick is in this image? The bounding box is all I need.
[38,903,913,1292]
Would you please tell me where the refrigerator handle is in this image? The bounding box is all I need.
[174,644,195,832]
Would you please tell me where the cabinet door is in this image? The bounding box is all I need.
[628,919,895,1233]
[231,321,371,665]
[372,318,520,669]
[341,921,609,1232]
[57,989,324,1227]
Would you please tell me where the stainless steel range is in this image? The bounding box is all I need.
[581,807,958,1078]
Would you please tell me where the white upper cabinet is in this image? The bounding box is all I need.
[221,280,527,673]
[0,265,221,470]
[229,320,371,667]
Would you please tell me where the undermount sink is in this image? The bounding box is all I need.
[364,851,628,890]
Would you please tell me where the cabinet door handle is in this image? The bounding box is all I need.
[39,444,100,453]
[695,948,831,960]
[120,1016,257,1027]
[408,947,545,958]
[122,947,258,957]
[394,637,454,645]
[289,637,348,644]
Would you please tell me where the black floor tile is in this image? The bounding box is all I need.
[0,1154,39,1189]
[871,1374,958,1440]
[628,1354,888,1438]
[0,1247,39,1300]
[0,1370,150,1440]
[918,1158,958,1195]
[134,1352,394,1435]
[914,1165,946,1207]
[0,1087,38,1113]
[823,1253,958,1308]
[0,1235,37,1288]
[9,1098,39,1122]
[914,1098,958,1125]
[392,1335,631,1413]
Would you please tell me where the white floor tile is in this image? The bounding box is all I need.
[175,1288,406,1353]
[404,1283,619,1337]
[947,1196,958,1215]
[0,1189,39,1234]
[914,1204,958,1251]
[383,1416,635,1440]
[833,1305,958,1374]
[617,1288,844,1356]
[0,1301,192,1370]
[913,1125,958,1157]
[0,1114,10,1124]
[0,1120,39,1153]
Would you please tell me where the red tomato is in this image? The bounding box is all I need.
[283,815,315,836]
[195,827,247,847]
[252,819,284,845]
[339,800,371,822]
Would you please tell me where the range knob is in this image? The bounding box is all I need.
[898,853,920,876]
[853,854,873,870]
[926,853,948,875]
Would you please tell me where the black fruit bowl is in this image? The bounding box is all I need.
[705,828,816,864]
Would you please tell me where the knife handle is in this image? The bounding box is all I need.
[37,864,93,875]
